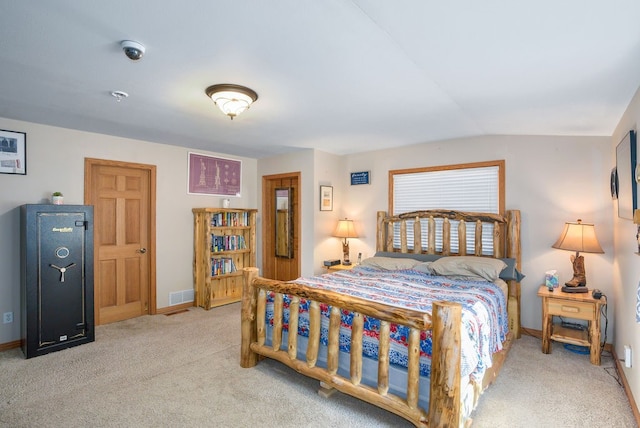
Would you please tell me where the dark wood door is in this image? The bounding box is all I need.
[262,172,300,281]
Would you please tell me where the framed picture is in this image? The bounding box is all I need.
[187,152,242,196]
[320,185,333,211]
[616,130,637,220]
[0,129,26,175]
[350,171,370,185]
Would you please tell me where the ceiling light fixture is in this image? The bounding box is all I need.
[111,90,129,102]
[205,84,258,120]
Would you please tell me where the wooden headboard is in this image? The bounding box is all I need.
[376,209,522,338]
[240,208,522,426]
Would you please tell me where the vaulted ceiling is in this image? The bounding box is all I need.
[1,1,639,158]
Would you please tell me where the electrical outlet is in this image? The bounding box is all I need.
[3,312,13,324]
[625,345,632,368]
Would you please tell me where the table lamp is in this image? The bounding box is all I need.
[551,219,603,292]
[333,218,358,265]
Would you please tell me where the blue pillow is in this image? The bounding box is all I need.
[499,258,526,282]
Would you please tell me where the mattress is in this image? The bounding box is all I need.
[265,266,508,383]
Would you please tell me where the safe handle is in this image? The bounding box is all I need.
[49,263,76,282]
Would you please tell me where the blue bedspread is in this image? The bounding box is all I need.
[265,266,508,381]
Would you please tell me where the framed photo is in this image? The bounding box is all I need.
[187,152,242,196]
[0,129,26,175]
[616,130,637,220]
[320,185,333,211]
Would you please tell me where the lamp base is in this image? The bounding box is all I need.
[561,285,588,293]
[342,240,350,266]
[564,279,586,287]
[565,255,586,287]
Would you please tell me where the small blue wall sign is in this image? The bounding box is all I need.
[350,171,370,185]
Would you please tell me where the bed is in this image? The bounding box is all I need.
[241,209,521,427]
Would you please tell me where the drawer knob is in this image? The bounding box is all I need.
[561,305,579,313]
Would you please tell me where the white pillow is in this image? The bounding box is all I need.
[429,256,507,282]
[360,256,420,270]
[412,262,434,274]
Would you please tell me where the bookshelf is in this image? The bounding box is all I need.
[193,208,257,310]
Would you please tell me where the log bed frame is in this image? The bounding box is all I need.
[241,209,521,427]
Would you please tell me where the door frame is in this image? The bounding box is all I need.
[262,172,301,280]
[84,158,157,324]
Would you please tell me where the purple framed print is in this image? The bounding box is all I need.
[188,152,241,196]
[0,129,26,175]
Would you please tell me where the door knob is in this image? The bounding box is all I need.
[137,248,147,254]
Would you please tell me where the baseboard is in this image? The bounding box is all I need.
[0,339,21,352]
[522,327,638,425]
[612,346,640,426]
[1,304,196,352]
[155,301,195,315]
[521,327,542,340]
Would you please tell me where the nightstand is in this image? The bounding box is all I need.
[537,285,606,365]
[327,263,355,272]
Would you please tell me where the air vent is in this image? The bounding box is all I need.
[169,289,195,306]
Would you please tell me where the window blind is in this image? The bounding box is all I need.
[392,164,500,254]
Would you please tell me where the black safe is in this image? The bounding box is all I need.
[20,204,95,358]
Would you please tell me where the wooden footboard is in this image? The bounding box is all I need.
[240,208,521,427]
[241,267,464,427]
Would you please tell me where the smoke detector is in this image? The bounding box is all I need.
[111,91,129,102]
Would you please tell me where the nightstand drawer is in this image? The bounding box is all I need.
[547,300,594,320]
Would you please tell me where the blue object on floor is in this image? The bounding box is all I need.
[564,343,590,354]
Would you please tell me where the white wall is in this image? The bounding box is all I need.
[340,135,613,332]
[260,134,613,337]
[314,150,346,273]
[0,118,257,345]
[257,149,345,276]
[2,115,619,378]
[257,150,314,275]
[611,85,640,406]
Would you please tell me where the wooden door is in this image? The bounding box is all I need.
[84,158,156,325]
[262,173,300,281]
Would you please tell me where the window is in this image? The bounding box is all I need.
[389,160,504,254]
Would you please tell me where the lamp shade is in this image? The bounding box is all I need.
[333,219,358,239]
[552,220,603,254]
[205,84,258,120]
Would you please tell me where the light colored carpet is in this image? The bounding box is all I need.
[0,303,635,427]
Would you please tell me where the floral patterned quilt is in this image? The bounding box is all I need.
[265,265,508,381]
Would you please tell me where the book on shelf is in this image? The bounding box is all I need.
[210,211,249,227]
[211,257,237,276]
[211,235,247,252]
